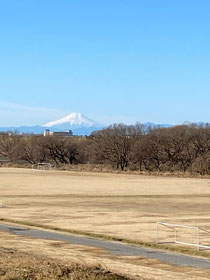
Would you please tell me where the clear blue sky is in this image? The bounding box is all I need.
[0,0,210,126]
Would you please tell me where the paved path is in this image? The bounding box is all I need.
[0,222,210,269]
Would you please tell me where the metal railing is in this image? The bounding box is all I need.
[156,222,210,250]
[32,162,52,171]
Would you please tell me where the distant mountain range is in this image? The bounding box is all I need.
[0,112,208,136]
[0,113,105,135]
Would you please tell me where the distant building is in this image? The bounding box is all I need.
[0,132,13,136]
[44,129,73,137]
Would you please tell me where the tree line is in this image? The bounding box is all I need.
[0,123,210,175]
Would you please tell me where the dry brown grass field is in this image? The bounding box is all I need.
[1,167,210,243]
[1,167,210,279]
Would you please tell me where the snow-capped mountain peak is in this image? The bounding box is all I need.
[43,112,96,128]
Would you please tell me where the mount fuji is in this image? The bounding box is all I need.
[43,113,97,129]
[0,113,105,136]
[43,112,104,135]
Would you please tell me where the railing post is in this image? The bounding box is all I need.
[156,222,159,244]
[197,227,200,251]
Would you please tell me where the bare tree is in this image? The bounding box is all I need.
[43,137,79,165]
[19,136,48,164]
[0,134,21,163]
[91,124,133,170]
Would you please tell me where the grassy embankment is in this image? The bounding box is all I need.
[0,247,131,280]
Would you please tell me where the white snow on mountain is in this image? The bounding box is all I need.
[43,112,96,128]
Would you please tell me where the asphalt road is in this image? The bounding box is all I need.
[0,222,210,269]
